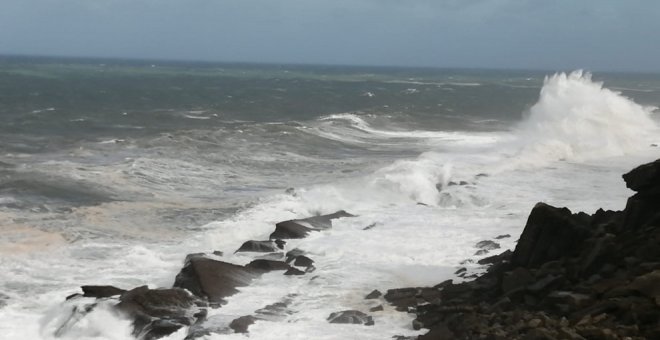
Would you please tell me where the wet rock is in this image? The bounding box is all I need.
[80,285,126,299]
[116,286,202,340]
[270,210,355,239]
[284,267,305,275]
[626,270,660,299]
[290,255,314,267]
[622,159,660,194]
[245,259,291,272]
[365,289,382,299]
[173,254,256,304]
[501,267,534,294]
[476,240,501,250]
[370,305,384,312]
[327,310,374,326]
[478,250,512,265]
[229,315,257,334]
[512,203,592,268]
[235,240,279,253]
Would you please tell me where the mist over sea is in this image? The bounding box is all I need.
[1,57,659,339]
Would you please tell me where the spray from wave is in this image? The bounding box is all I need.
[514,70,658,164]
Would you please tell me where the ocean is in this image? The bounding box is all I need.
[0,57,658,339]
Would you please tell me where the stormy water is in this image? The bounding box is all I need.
[0,56,659,339]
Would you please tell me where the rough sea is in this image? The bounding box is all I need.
[1,57,659,339]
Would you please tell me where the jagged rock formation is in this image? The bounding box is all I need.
[386,159,660,340]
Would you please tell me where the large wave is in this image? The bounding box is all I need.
[515,70,658,163]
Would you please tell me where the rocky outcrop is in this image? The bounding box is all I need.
[269,210,355,239]
[327,310,374,326]
[386,158,660,340]
[115,286,205,340]
[55,211,355,339]
[173,254,256,305]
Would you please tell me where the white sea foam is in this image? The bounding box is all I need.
[513,70,658,166]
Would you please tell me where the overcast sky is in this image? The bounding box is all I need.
[1,0,658,72]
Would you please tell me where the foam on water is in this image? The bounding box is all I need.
[513,70,658,166]
[2,71,659,340]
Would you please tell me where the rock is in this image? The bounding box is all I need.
[115,286,202,340]
[81,285,125,298]
[501,267,534,294]
[235,240,279,253]
[270,210,354,239]
[495,234,511,239]
[622,159,660,194]
[229,315,257,334]
[370,305,384,312]
[626,270,660,299]
[478,250,512,265]
[476,240,501,250]
[365,290,382,299]
[283,267,305,276]
[418,322,455,340]
[327,310,374,326]
[291,255,314,267]
[245,259,291,272]
[511,203,592,268]
[173,254,256,304]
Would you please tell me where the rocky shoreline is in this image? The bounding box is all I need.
[384,159,660,340]
[56,159,660,339]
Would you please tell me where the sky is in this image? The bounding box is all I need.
[1,0,659,72]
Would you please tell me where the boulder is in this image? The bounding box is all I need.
[511,203,592,268]
[115,286,203,340]
[81,285,126,298]
[173,254,256,304]
[245,259,291,272]
[235,240,279,253]
[270,210,354,239]
[229,315,257,334]
[622,159,660,194]
[327,310,374,326]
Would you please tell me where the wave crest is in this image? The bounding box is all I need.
[516,70,657,163]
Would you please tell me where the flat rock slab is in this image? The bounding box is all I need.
[173,254,257,304]
[115,286,203,340]
[81,285,126,298]
[235,240,280,253]
[327,310,374,326]
[270,210,355,239]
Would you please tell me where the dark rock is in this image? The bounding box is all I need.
[418,322,455,339]
[495,234,511,239]
[370,305,384,312]
[476,240,501,250]
[501,267,534,294]
[284,267,305,276]
[622,159,660,194]
[274,239,286,249]
[116,286,202,340]
[229,315,257,334]
[327,310,374,326]
[269,221,313,239]
[626,270,660,299]
[291,255,314,267]
[454,267,467,275]
[478,250,512,265]
[245,259,291,272]
[511,203,592,268]
[270,210,355,239]
[284,248,305,262]
[173,254,256,304]
[365,289,382,299]
[235,240,278,253]
[81,285,126,298]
